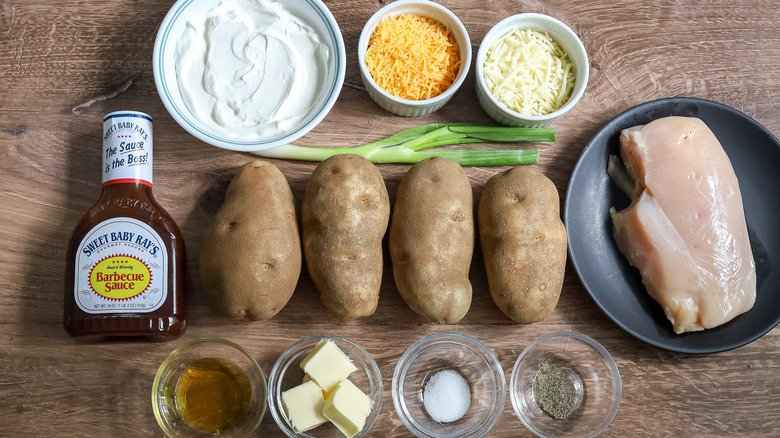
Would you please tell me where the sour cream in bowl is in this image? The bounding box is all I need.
[154,0,345,151]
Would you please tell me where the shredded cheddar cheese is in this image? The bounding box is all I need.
[365,14,461,101]
[483,28,575,116]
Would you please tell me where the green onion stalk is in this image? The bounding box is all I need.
[250,123,554,166]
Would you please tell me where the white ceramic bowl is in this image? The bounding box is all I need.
[153,0,346,151]
[357,0,472,117]
[475,13,589,127]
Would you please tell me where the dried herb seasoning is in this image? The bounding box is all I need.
[532,360,575,420]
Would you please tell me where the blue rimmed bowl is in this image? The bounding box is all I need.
[153,0,346,151]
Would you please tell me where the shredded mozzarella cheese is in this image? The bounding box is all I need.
[483,28,575,116]
[365,14,461,101]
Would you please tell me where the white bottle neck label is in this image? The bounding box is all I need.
[102,111,153,187]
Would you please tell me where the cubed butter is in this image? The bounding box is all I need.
[280,380,328,432]
[322,379,373,438]
[300,339,357,393]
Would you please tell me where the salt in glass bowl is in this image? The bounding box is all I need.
[475,13,589,127]
[152,338,267,438]
[510,331,622,438]
[392,332,505,438]
[267,334,383,438]
[357,0,472,117]
[153,0,346,151]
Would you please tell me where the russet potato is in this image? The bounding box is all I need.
[301,154,390,320]
[478,166,567,323]
[389,157,474,324]
[199,160,301,321]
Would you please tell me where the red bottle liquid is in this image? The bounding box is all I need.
[64,111,187,338]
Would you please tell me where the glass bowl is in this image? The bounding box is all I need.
[152,338,267,438]
[392,332,505,438]
[267,334,383,438]
[510,331,621,438]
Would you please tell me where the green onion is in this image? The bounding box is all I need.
[251,123,554,166]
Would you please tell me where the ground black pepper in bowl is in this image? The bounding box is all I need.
[532,360,576,420]
[510,331,621,437]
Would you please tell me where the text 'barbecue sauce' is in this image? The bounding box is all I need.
[64,111,187,339]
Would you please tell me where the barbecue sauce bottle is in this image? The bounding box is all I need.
[64,111,187,339]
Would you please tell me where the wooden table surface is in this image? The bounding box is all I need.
[2,0,780,436]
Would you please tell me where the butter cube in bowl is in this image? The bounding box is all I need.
[268,335,383,438]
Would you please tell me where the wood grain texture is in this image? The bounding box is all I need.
[1,0,779,436]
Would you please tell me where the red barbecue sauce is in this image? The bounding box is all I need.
[64,111,187,338]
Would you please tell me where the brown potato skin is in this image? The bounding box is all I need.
[389,157,474,324]
[301,154,390,320]
[199,160,301,321]
[478,167,567,323]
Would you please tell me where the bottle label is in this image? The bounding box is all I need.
[102,111,153,187]
[73,217,169,314]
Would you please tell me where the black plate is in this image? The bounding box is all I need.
[564,97,780,353]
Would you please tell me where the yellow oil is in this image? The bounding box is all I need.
[172,357,252,434]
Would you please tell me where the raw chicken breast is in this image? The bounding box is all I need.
[609,116,756,334]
